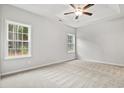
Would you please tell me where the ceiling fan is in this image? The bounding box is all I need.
[64,4,94,20]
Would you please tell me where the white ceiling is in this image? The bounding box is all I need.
[12,4,124,28]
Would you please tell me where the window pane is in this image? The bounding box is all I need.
[23,26,28,33]
[8,49,15,56]
[70,36,73,40]
[8,32,14,40]
[16,42,22,49]
[18,26,23,33]
[23,34,28,41]
[68,36,73,43]
[13,41,16,48]
[8,24,13,32]
[68,44,73,51]
[19,33,23,40]
[23,42,28,49]
[16,33,18,40]
[8,41,15,48]
[70,44,73,50]
[14,33,19,41]
[22,49,28,55]
[13,33,16,40]
[16,49,22,56]
[68,39,72,43]
[14,25,18,33]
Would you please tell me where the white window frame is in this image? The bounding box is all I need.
[67,33,75,53]
[5,20,31,59]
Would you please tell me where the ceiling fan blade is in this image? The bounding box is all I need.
[75,16,79,19]
[83,12,93,16]
[64,12,74,15]
[83,4,94,10]
[70,4,76,9]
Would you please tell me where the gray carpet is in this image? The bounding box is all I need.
[1,60,124,88]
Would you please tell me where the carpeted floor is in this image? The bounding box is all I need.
[1,60,124,88]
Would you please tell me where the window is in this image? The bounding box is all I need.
[6,20,31,59]
[67,34,75,53]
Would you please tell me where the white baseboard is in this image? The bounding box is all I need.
[2,58,76,77]
[83,59,124,67]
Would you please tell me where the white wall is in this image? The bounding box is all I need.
[77,17,124,66]
[0,5,76,74]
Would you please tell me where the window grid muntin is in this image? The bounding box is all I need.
[7,21,31,58]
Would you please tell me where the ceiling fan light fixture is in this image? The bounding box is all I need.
[75,9,82,16]
[64,4,94,20]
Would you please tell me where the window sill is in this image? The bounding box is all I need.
[5,55,32,60]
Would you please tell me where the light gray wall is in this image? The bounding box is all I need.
[0,5,2,80]
[77,18,124,66]
[1,5,76,74]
